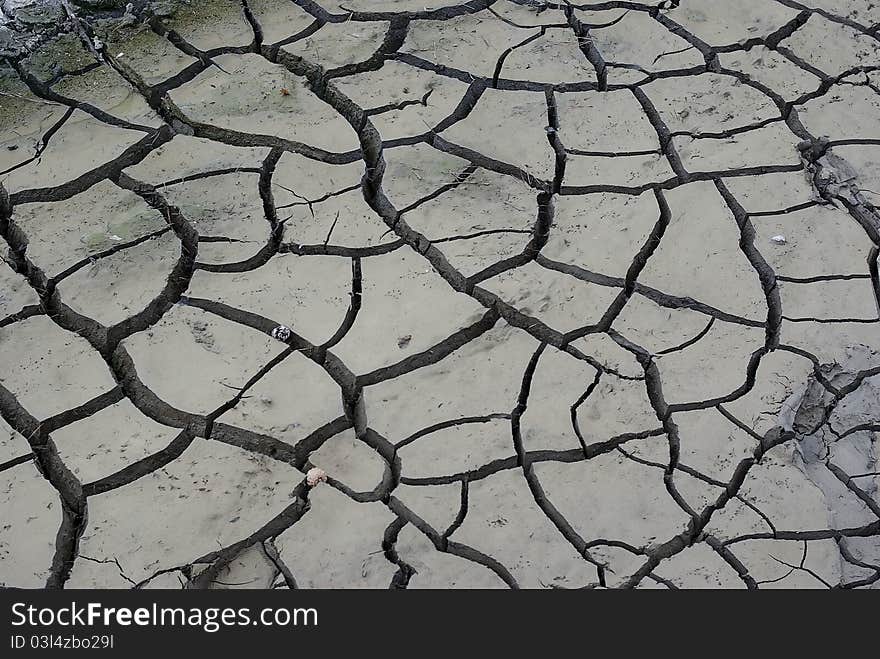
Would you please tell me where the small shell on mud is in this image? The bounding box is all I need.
[271,325,292,342]
[770,235,787,245]
[306,468,328,488]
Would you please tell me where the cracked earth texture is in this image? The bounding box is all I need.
[1,0,880,590]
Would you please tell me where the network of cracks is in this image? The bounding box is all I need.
[0,0,879,589]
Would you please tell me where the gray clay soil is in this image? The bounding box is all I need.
[0,0,879,589]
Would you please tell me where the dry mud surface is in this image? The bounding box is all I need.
[1,0,879,589]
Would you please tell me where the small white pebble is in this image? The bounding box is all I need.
[770,235,787,245]
[306,468,327,488]
[271,325,292,342]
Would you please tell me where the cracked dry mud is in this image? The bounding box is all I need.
[1,0,879,590]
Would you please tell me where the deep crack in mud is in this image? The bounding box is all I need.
[0,0,879,589]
